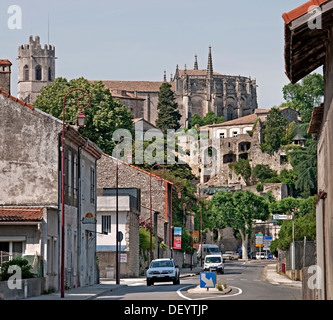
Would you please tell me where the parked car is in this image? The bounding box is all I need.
[222,251,239,261]
[204,254,224,274]
[146,258,180,286]
[256,251,267,260]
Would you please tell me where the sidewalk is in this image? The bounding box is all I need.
[23,267,201,300]
[22,263,301,300]
[263,263,302,288]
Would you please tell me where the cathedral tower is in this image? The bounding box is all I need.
[17,35,56,104]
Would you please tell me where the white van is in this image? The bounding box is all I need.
[197,244,222,261]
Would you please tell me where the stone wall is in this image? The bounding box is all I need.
[97,154,172,253]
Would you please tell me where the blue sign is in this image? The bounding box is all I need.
[200,272,216,289]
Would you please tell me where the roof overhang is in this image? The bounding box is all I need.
[283,0,333,83]
[308,103,325,133]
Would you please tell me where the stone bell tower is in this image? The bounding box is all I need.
[0,59,12,94]
[17,35,56,104]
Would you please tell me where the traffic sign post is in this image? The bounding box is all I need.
[200,272,216,291]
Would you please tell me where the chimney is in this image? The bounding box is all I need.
[0,59,12,95]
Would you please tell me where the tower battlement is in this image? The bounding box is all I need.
[18,35,55,58]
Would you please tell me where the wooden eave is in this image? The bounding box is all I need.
[284,0,333,83]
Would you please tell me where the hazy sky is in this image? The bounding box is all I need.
[0,0,320,108]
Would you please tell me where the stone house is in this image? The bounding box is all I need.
[283,0,333,299]
[97,154,174,267]
[0,88,102,292]
[196,107,297,185]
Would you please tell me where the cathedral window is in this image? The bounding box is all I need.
[35,65,42,81]
[23,65,29,81]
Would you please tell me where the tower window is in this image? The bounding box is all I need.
[35,65,42,81]
[24,65,29,81]
[48,67,52,81]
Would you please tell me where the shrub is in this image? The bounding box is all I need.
[0,257,35,281]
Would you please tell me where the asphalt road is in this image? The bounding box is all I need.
[95,260,301,301]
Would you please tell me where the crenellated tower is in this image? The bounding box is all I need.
[17,35,56,104]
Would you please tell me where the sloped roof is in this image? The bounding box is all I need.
[0,59,12,66]
[94,80,175,93]
[283,0,333,83]
[178,69,223,77]
[308,104,324,134]
[201,113,258,129]
[0,207,44,222]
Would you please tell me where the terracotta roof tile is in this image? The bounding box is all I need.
[0,59,12,66]
[0,90,34,110]
[201,113,258,129]
[282,0,328,24]
[0,207,44,222]
[93,81,175,93]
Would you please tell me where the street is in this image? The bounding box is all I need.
[95,260,301,301]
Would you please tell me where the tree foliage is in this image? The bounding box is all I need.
[34,77,134,155]
[155,82,181,133]
[229,159,252,185]
[283,73,324,123]
[288,140,317,197]
[270,196,316,252]
[211,190,269,259]
[189,111,224,128]
[260,107,288,155]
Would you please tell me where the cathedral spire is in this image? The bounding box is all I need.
[194,55,198,70]
[207,46,213,78]
[163,70,167,82]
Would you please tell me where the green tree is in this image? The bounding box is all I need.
[155,82,181,133]
[189,114,204,128]
[203,110,224,125]
[288,139,317,197]
[34,77,134,155]
[270,196,316,252]
[260,107,288,155]
[0,257,35,281]
[253,164,277,182]
[283,73,324,123]
[211,190,269,259]
[229,159,252,185]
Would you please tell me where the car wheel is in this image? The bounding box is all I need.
[147,279,153,286]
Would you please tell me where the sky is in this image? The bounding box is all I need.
[0,0,320,108]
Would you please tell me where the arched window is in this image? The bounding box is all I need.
[23,65,29,81]
[35,65,42,81]
[48,67,52,81]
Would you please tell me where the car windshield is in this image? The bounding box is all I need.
[150,260,174,268]
[209,248,220,253]
[205,257,221,263]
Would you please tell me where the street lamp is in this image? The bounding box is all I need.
[115,137,135,285]
[61,88,91,298]
[149,163,166,263]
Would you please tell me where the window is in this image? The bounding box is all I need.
[48,67,52,81]
[90,167,95,204]
[73,155,78,199]
[102,216,111,234]
[219,133,225,139]
[23,65,29,81]
[233,131,238,137]
[35,65,42,81]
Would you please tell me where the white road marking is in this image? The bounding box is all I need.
[177,285,243,300]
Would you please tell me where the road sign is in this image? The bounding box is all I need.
[200,272,216,289]
[273,214,293,220]
[255,233,264,247]
[263,236,273,251]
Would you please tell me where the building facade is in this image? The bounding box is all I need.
[283,0,333,300]
[0,89,102,292]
